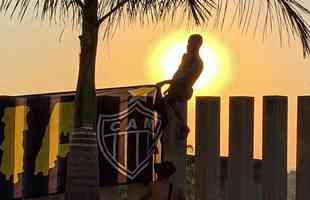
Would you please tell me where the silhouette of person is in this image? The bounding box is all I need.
[164,34,204,102]
[157,34,204,139]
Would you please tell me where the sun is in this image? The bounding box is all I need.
[147,31,232,95]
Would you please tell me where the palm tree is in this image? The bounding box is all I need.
[1,0,310,200]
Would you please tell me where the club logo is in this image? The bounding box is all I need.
[97,100,162,179]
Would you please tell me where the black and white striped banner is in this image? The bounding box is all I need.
[0,85,163,199]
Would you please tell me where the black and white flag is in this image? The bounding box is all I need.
[97,86,163,186]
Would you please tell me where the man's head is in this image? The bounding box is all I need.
[187,34,203,54]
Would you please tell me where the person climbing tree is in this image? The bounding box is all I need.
[157,34,204,139]
[152,34,204,200]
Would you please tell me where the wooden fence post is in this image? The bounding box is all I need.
[228,97,254,200]
[296,96,310,200]
[195,97,221,200]
[262,96,288,200]
[162,101,187,199]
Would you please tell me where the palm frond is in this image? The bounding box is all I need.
[98,0,310,56]
[216,0,310,57]
[98,0,216,40]
[1,0,310,57]
[0,0,82,25]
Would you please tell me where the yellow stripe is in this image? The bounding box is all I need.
[35,100,62,176]
[49,102,60,170]
[14,105,29,183]
[35,101,74,176]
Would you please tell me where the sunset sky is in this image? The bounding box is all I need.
[1,2,310,170]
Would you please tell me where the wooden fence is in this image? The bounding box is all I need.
[195,96,310,200]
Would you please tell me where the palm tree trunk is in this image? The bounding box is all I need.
[74,20,98,130]
[65,1,101,199]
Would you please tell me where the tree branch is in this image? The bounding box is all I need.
[98,0,130,25]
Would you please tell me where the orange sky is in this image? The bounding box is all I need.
[1,3,310,170]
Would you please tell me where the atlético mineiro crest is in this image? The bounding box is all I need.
[97,99,162,180]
